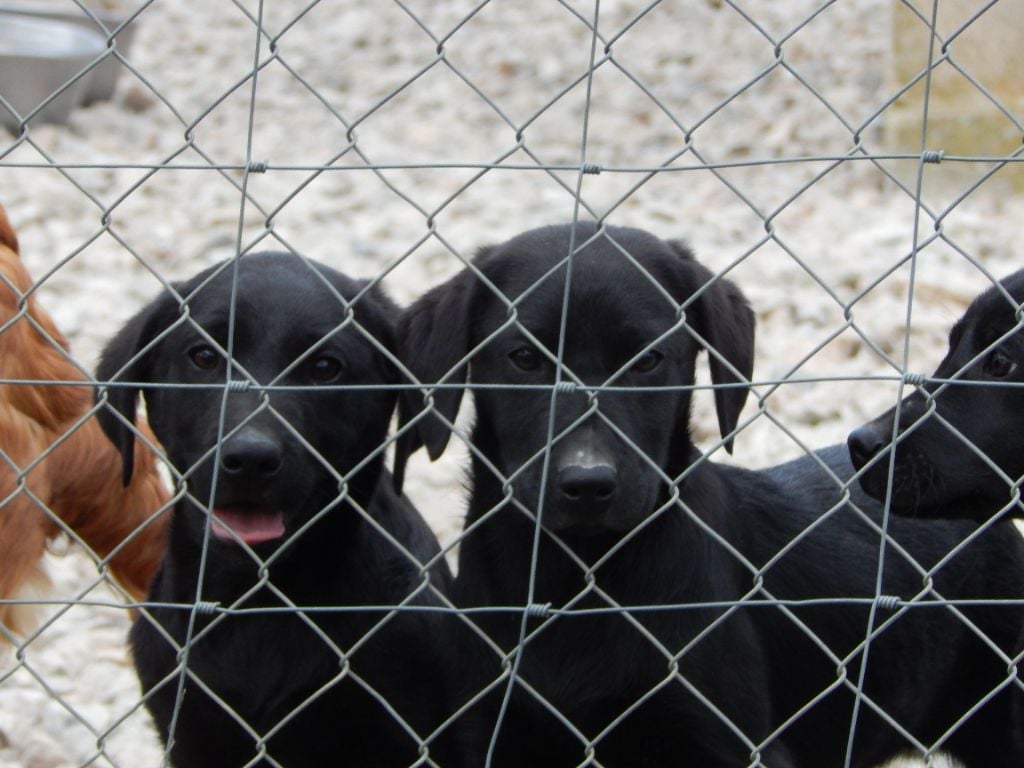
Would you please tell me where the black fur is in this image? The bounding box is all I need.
[97,252,463,767]
[396,223,1024,767]
[849,269,1024,521]
[396,223,790,767]
[757,445,1024,766]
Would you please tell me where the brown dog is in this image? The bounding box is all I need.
[0,205,170,639]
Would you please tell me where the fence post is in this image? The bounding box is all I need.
[886,0,1024,189]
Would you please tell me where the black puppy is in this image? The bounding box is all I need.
[849,269,1024,521]
[97,253,461,767]
[395,223,1024,767]
[756,444,1024,766]
[396,222,793,767]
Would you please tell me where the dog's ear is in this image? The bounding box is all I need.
[0,205,19,255]
[349,279,402,385]
[95,291,180,485]
[392,265,478,492]
[669,242,755,453]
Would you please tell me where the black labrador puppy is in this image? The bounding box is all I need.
[395,223,1024,767]
[849,269,1024,521]
[395,222,791,767]
[97,253,462,767]
[757,444,1024,767]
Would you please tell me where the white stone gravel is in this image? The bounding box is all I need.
[1,1,1020,766]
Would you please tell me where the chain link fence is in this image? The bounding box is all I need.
[1,0,1022,766]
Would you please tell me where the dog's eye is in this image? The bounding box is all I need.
[631,350,663,374]
[508,347,543,372]
[983,348,1017,378]
[189,345,220,370]
[309,355,343,383]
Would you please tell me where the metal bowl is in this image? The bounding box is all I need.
[0,13,106,130]
[0,3,138,104]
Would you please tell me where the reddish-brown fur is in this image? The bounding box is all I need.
[0,205,169,639]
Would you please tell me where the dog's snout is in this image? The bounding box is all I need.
[557,464,618,505]
[848,425,886,469]
[850,393,931,471]
[220,432,283,479]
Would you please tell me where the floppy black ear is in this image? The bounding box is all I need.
[348,279,402,387]
[95,291,181,485]
[392,266,477,492]
[669,242,756,453]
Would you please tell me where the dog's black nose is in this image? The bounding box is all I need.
[220,433,283,479]
[557,464,618,506]
[848,426,886,469]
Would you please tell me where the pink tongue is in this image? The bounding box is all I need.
[211,508,285,545]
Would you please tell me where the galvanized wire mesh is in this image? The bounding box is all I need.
[0,1,1022,767]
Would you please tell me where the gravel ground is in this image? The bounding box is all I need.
[1,1,1021,766]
